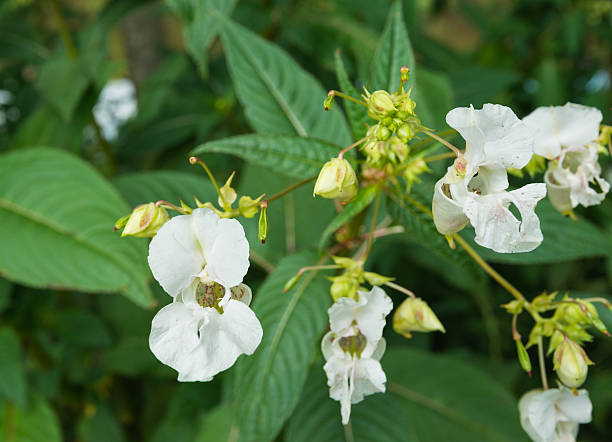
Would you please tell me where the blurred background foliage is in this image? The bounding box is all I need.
[0,0,611,441]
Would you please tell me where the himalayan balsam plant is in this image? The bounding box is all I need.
[113,9,612,442]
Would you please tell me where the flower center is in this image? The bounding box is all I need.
[338,331,367,357]
[195,280,224,313]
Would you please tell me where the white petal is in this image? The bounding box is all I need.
[432,177,469,235]
[148,214,204,297]
[354,287,393,343]
[556,388,592,424]
[324,356,352,424]
[328,296,364,335]
[446,106,486,166]
[230,283,253,306]
[321,331,336,361]
[366,337,386,361]
[524,103,602,159]
[545,167,573,213]
[463,183,546,253]
[149,301,205,379]
[350,358,387,404]
[472,165,509,194]
[519,389,560,442]
[202,217,250,289]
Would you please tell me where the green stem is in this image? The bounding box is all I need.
[537,336,549,390]
[423,152,456,163]
[338,137,367,159]
[331,90,367,107]
[189,157,229,210]
[421,128,461,156]
[361,190,383,263]
[266,175,317,203]
[384,281,416,298]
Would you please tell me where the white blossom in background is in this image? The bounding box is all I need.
[147,208,262,381]
[432,104,546,253]
[523,103,609,213]
[322,286,392,424]
[93,78,137,141]
[519,387,592,442]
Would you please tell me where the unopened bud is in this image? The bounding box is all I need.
[553,338,593,388]
[394,90,416,118]
[396,123,415,143]
[313,158,358,201]
[393,297,445,338]
[363,272,394,286]
[388,137,408,163]
[516,339,532,375]
[373,123,392,141]
[367,90,396,120]
[400,66,410,83]
[324,91,335,111]
[258,203,268,244]
[329,275,358,301]
[283,272,301,293]
[118,203,170,238]
[218,172,237,208]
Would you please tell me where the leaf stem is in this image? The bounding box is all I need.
[384,281,416,298]
[421,128,461,156]
[338,137,367,159]
[266,175,317,203]
[537,336,549,390]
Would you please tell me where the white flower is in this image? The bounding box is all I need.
[93,78,137,141]
[432,104,546,253]
[523,103,609,213]
[322,287,392,424]
[147,208,262,381]
[519,387,592,442]
[523,103,602,160]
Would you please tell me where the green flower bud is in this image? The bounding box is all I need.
[553,338,593,388]
[363,272,394,286]
[119,203,170,238]
[367,90,396,120]
[313,158,358,201]
[373,123,392,141]
[396,123,415,143]
[393,297,445,338]
[393,90,416,117]
[515,339,532,375]
[388,136,408,163]
[403,157,430,191]
[258,203,268,244]
[283,272,301,293]
[324,91,335,111]
[329,275,358,301]
[547,330,564,355]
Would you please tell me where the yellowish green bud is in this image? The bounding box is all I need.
[218,172,237,208]
[258,203,268,244]
[324,91,335,111]
[396,123,415,143]
[373,123,392,141]
[363,272,394,286]
[331,256,361,272]
[367,90,396,120]
[283,272,301,293]
[119,203,170,238]
[313,158,358,201]
[388,136,408,163]
[393,90,416,118]
[403,157,430,191]
[239,194,264,218]
[114,214,130,231]
[502,300,524,315]
[329,275,358,301]
[547,330,564,355]
[515,339,532,375]
[393,297,445,338]
[553,338,593,388]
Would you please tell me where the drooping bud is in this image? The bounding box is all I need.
[218,172,237,208]
[367,90,396,120]
[553,338,593,388]
[515,339,532,375]
[313,158,358,201]
[363,272,394,286]
[119,203,170,238]
[393,297,445,338]
[324,91,335,111]
[283,273,302,293]
[239,194,264,218]
[258,202,268,244]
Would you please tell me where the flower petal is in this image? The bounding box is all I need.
[354,287,393,343]
[328,296,365,335]
[463,183,546,253]
[556,387,592,424]
[446,105,486,166]
[518,389,560,442]
[351,358,386,404]
[523,103,602,159]
[432,177,469,235]
[202,216,250,289]
[324,356,352,424]
[148,214,204,297]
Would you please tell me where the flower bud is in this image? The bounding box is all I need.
[258,203,268,244]
[324,91,335,111]
[329,275,358,301]
[388,136,408,163]
[239,194,264,218]
[394,91,416,117]
[363,272,393,286]
[553,339,593,388]
[373,123,392,141]
[393,297,445,338]
[119,203,170,238]
[313,158,358,201]
[396,123,415,143]
[367,90,396,120]
[515,339,532,375]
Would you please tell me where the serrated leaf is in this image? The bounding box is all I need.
[0,394,62,442]
[0,148,153,307]
[370,0,415,92]
[466,200,612,264]
[166,0,238,76]
[216,15,352,145]
[319,185,378,249]
[192,134,341,179]
[286,367,418,442]
[0,328,26,407]
[334,50,370,140]
[113,170,217,208]
[231,251,331,442]
[385,348,528,442]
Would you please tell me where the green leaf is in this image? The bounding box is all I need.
[194,403,236,442]
[216,15,352,145]
[0,394,63,442]
[319,185,378,249]
[166,0,238,76]
[77,403,125,442]
[231,251,331,442]
[287,367,418,442]
[192,134,341,179]
[334,50,370,140]
[35,58,91,121]
[370,0,415,92]
[0,278,11,314]
[0,148,153,307]
[450,67,520,108]
[467,200,612,264]
[113,170,217,208]
[414,68,454,129]
[385,348,528,442]
[0,328,26,407]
